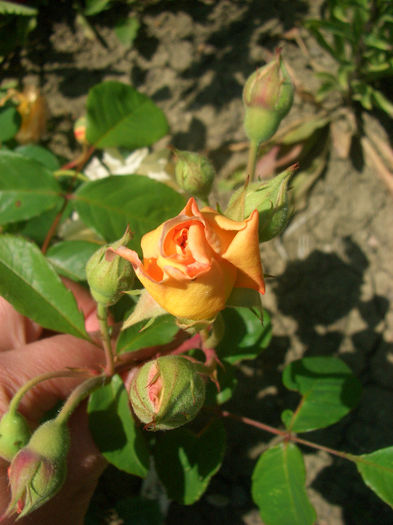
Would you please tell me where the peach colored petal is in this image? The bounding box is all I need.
[136,258,237,320]
[141,223,164,259]
[187,223,211,264]
[221,210,265,293]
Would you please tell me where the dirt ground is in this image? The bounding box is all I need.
[3,1,393,524]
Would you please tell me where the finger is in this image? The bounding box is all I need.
[0,297,42,352]
[0,402,107,525]
[0,334,104,422]
[0,279,99,352]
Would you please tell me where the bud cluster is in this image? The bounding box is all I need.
[129,355,206,431]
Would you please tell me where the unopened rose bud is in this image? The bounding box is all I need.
[2,419,69,519]
[243,50,294,144]
[73,116,88,145]
[0,411,31,462]
[225,165,295,242]
[86,229,135,306]
[129,355,206,431]
[174,149,215,200]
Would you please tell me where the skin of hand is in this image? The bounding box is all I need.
[0,280,107,525]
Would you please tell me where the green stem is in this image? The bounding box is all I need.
[97,303,115,376]
[216,409,357,463]
[56,376,105,425]
[8,369,91,415]
[54,169,89,182]
[246,139,259,182]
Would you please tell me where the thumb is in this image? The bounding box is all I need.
[0,336,107,525]
[0,334,104,422]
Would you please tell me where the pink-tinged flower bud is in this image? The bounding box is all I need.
[243,50,294,144]
[174,149,215,200]
[73,116,88,145]
[129,356,206,431]
[225,165,296,242]
[2,419,69,520]
[0,411,31,462]
[86,229,135,306]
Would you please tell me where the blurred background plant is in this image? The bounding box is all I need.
[0,0,141,62]
[226,0,393,207]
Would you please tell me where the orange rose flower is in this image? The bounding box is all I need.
[113,198,264,320]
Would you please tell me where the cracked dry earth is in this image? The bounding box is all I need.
[3,1,393,523]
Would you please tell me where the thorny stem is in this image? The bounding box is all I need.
[8,369,93,415]
[41,146,96,253]
[215,408,357,463]
[56,376,105,425]
[41,195,69,254]
[97,303,115,376]
[246,139,259,182]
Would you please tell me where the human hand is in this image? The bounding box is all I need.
[0,281,107,525]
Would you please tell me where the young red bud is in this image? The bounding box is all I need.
[225,165,295,242]
[129,355,206,431]
[0,411,31,462]
[243,51,294,144]
[73,116,88,145]
[174,149,215,200]
[86,229,135,306]
[2,419,69,520]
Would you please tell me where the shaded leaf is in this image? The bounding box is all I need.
[86,81,168,149]
[88,374,149,477]
[72,175,185,244]
[281,356,361,432]
[205,362,238,405]
[0,150,62,224]
[116,497,164,525]
[46,240,100,281]
[217,307,271,364]
[357,447,393,508]
[154,420,226,505]
[117,314,179,354]
[252,443,316,525]
[0,235,88,339]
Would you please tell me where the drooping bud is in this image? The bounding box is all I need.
[243,50,294,144]
[73,116,88,145]
[174,149,215,200]
[86,229,135,306]
[2,419,69,520]
[0,411,31,462]
[129,355,206,431]
[225,165,296,242]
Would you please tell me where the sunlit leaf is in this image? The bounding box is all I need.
[116,314,179,354]
[0,151,62,224]
[88,374,149,477]
[72,175,185,244]
[46,240,100,281]
[281,356,361,432]
[83,0,111,16]
[357,447,393,508]
[86,81,168,149]
[252,443,316,525]
[154,420,226,505]
[115,16,140,47]
[0,235,88,339]
[15,144,60,170]
[0,106,20,141]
